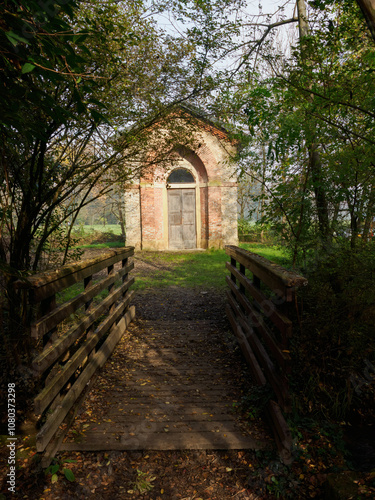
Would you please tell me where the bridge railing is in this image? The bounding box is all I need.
[225,245,307,463]
[14,247,136,466]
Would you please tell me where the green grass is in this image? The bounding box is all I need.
[73,224,123,235]
[133,244,291,291]
[57,243,291,297]
[78,242,124,249]
[238,243,291,267]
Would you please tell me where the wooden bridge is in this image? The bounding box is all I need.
[15,246,307,467]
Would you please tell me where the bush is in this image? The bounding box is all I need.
[71,227,124,244]
[291,242,375,422]
[238,218,277,244]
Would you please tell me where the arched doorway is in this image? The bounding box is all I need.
[167,168,196,249]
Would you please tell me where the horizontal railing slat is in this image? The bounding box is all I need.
[225,245,307,301]
[225,304,267,386]
[15,248,134,302]
[32,276,135,374]
[226,263,292,339]
[225,277,290,370]
[31,262,134,339]
[34,292,133,414]
[36,306,136,452]
[34,291,134,414]
[226,290,290,411]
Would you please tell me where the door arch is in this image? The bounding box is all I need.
[167,168,196,249]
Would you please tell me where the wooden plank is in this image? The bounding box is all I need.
[225,304,267,386]
[40,371,100,468]
[266,400,293,464]
[31,262,134,338]
[226,290,291,411]
[226,278,290,371]
[34,292,134,414]
[239,317,291,413]
[15,248,134,302]
[225,245,308,293]
[226,264,292,339]
[32,278,134,374]
[36,306,136,452]
[60,431,264,452]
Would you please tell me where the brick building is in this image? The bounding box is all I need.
[124,110,238,250]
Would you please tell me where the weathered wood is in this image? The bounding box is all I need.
[227,290,290,410]
[36,306,135,452]
[226,264,292,340]
[238,316,291,412]
[61,316,270,454]
[15,247,134,302]
[225,245,307,301]
[32,277,134,374]
[34,292,134,414]
[225,303,267,386]
[225,246,307,463]
[40,371,100,468]
[61,431,263,452]
[31,262,134,339]
[226,277,290,371]
[266,400,293,464]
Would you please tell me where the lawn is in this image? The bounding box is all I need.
[132,244,290,291]
[73,224,123,235]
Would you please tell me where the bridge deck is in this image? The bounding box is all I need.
[61,293,270,452]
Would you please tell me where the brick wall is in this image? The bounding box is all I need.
[125,118,238,250]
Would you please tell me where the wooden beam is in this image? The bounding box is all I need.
[226,290,290,411]
[34,292,134,414]
[266,400,293,464]
[225,265,292,339]
[225,303,267,386]
[36,306,136,452]
[40,371,100,468]
[31,262,134,338]
[226,277,290,371]
[225,245,307,300]
[14,247,134,302]
[32,278,134,373]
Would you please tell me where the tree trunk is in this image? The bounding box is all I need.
[356,0,375,42]
[118,203,126,241]
[297,0,331,242]
[309,143,330,239]
[362,183,375,241]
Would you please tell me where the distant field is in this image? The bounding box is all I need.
[73,224,123,235]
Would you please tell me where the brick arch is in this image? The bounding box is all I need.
[175,146,208,183]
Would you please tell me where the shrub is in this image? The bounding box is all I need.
[291,242,375,422]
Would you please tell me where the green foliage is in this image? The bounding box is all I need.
[45,458,76,484]
[128,469,156,494]
[238,219,277,245]
[291,242,375,421]
[218,1,375,263]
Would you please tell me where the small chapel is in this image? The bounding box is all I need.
[124,108,238,250]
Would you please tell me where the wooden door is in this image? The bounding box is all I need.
[168,189,196,249]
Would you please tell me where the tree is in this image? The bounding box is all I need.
[0,0,229,367]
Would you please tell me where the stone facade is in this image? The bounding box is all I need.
[124,112,238,250]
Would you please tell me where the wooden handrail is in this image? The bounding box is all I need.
[14,248,133,302]
[225,245,307,301]
[225,245,307,464]
[15,247,136,466]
